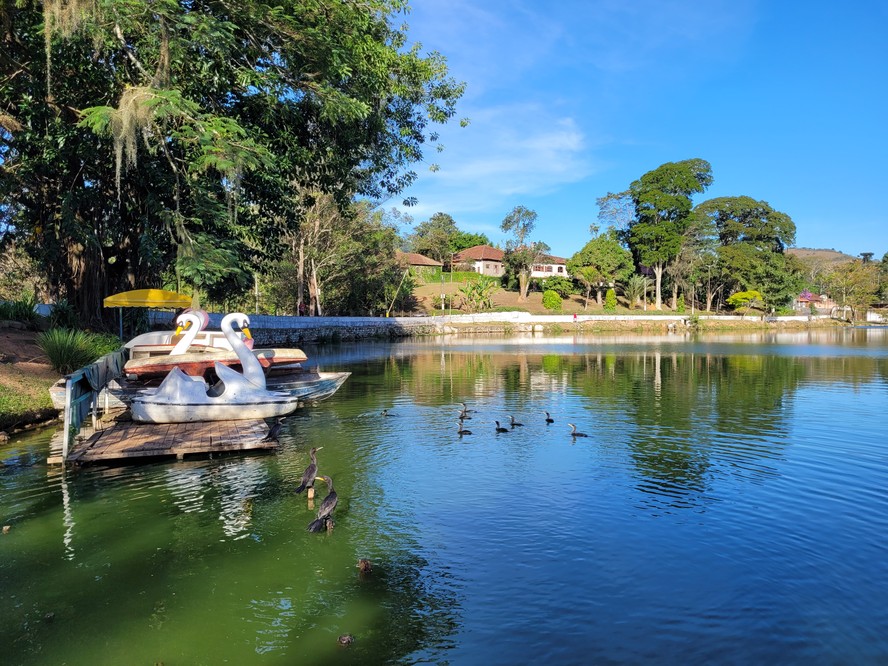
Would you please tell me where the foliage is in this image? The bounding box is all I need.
[604,288,617,312]
[500,206,548,300]
[407,213,458,264]
[727,290,764,316]
[567,227,633,308]
[458,280,498,313]
[824,260,880,313]
[540,276,575,298]
[0,243,47,302]
[694,196,801,307]
[622,159,713,309]
[49,299,79,329]
[675,294,686,313]
[542,290,562,311]
[36,328,121,374]
[624,274,649,309]
[0,294,39,327]
[1,1,465,325]
[450,231,491,254]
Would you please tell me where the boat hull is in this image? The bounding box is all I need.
[130,395,300,423]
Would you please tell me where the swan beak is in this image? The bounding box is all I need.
[242,327,253,340]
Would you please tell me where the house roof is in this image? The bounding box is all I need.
[453,245,504,262]
[396,251,442,267]
[537,254,568,265]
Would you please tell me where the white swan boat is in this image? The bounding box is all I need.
[130,313,302,423]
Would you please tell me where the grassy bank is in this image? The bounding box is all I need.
[0,363,59,433]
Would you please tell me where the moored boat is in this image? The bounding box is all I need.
[130,313,303,424]
[123,347,309,379]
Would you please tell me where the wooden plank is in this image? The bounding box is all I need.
[58,418,275,464]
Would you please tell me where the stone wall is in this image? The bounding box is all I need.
[144,311,838,345]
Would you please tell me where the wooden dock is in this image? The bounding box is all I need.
[48,417,276,465]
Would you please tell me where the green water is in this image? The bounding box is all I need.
[2,329,888,664]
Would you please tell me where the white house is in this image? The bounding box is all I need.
[530,254,569,279]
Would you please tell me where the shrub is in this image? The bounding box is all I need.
[49,298,79,329]
[604,288,617,312]
[676,294,686,313]
[37,328,122,374]
[0,294,39,326]
[542,289,562,311]
[541,276,575,299]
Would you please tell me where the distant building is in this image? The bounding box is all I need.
[530,254,569,279]
[453,245,504,277]
[795,291,836,313]
[396,251,443,276]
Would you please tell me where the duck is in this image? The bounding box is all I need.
[494,421,509,433]
[545,411,554,424]
[457,422,472,436]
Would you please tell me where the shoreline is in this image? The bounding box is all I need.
[0,315,860,437]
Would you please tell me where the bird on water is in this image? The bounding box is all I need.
[494,421,509,433]
[458,407,472,420]
[545,412,554,424]
[357,558,373,576]
[509,415,523,428]
[568,423,588,438]
[261,417,285,442]
[294,447,323,494]
[307,475,338,532]
[457,421,472,436]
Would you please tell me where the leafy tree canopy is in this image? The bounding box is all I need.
[1,0,465,322]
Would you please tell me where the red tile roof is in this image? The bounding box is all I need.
[396,251,443,267]
[453,245,504,262]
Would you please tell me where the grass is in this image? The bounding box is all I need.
[37,328,122,374]
[0,364,57,432]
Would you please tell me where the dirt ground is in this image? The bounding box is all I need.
[0,327,51,365]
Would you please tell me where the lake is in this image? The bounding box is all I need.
[2,328,887,664]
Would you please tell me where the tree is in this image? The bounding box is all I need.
[825,260,880,317]
[624,274,649,310]
[407,213,458,264]
[694,196,802,308]
[726,290,764,317]
[1,1,465,325]
[566,227,633,308]
[623,159,713,310]
[450,231,491,255]
[500,206,547,301]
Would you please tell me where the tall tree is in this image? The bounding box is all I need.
[407,212,458,264]
[500,205,546,301]
[0,1,464,324]
[567,227,633,308]
[623,159,713,309]
[694,196,802,308]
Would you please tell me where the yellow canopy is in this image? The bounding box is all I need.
[103,289,192,309]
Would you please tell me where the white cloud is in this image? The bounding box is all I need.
[401,103,601,221]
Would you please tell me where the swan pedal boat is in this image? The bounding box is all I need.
[130,312,303,424]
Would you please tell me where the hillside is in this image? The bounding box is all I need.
[787,247,857,265]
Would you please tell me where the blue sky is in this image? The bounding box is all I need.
[396,0,887,260]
